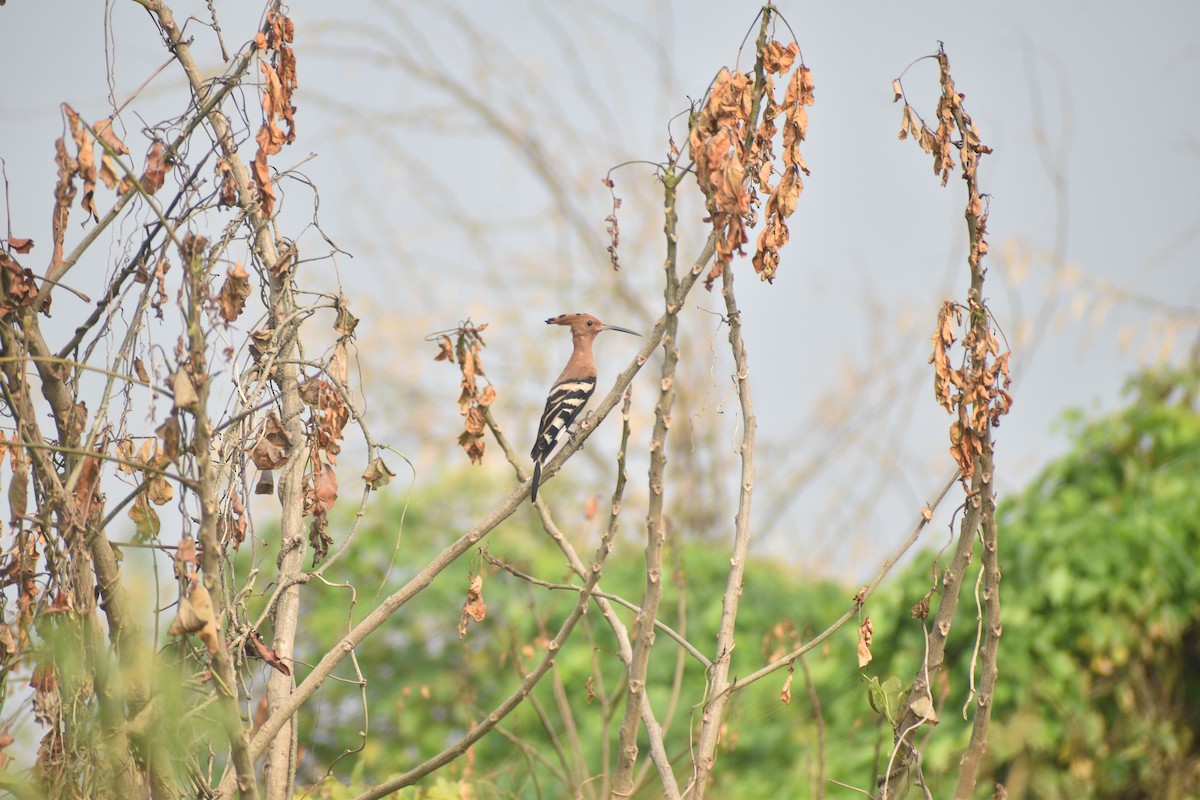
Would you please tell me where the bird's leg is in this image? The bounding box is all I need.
[566,411,595,445]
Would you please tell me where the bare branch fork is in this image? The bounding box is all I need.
[351,392,636,800]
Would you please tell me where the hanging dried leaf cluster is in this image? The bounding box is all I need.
[432,321,496,464]
[300,375,349,565]
[899,48,1011,479]
[251,11,297,216]
[689,38,813,288]
[930,301,1012,478]
[0,249,41,320]
[116,437,176,542]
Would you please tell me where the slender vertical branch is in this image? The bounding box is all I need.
[886,45,1006,798]
[612,164,683,797]
[183,244,259,800]
[687,259,758,800]
[134,3,307,795]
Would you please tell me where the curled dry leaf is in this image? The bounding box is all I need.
[174,537,198,580]
[167,580,220,655]
[65,106,98,222]
[217,262,252,323]
[128,494,161,542]
[856,615,874,668]
[247,412,292,470]
[6,237,33,254]
[334,294,359,338]
[250,11,298,218]
[171,370,199,410]
[779,671,794,705]
[93,117,129,156]
[362,456,395,490]
[138,141,167,196]
[908,691,939,725]
[457,573,486,638]
[220,491,248,550]
[49,132,78,281]
[0,251,41,319]
[246,629,291,676]
[216,158,237,208]
[157,413,182,463]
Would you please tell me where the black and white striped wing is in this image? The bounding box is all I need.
[530,377,596,462]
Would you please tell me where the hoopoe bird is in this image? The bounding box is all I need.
[530,313,639,502]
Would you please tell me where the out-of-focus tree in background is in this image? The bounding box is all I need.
[0,1,1196,799]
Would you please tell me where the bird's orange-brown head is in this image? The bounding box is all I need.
[545,313,639,342]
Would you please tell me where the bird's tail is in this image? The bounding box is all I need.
[531,460,542,503]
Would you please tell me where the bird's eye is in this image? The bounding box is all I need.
[586,320,594,327]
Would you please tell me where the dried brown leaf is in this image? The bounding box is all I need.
[247,412,292,470]
[171,369,199,410]
[93,117,129,156]
[363,456,396,490]
[6,237,33,254]
[216,158,237,208]
[139,141,166,196]
[217,262,252,322]
[857,616,874,668]
[458,573,486,638]
[168,581,219,654]
[247,629,291,676]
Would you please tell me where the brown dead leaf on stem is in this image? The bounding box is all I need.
[48,134,78,280]
[168,580,220,655]
[779,671,794,705]
[691,39,813,287]
[251,11,298,217]
[73,453,102,524]
[362,456,395,490]
[220,490,248,550]
[457,573,486,638]
[215,158,237,208]
[157,413,182,463]
[174,538,198,580]
[65,106,98,222]
[217,262,252,322]
[171,369,199,410]
[94,117,128,155]
[433,322,494,464]
[857,615,874,668]
[247,412,292,469]
[246,629,291,676]
[134,140,167,196]
[6,237,33,254]
[304,461,337,564]
[0,251,41,320]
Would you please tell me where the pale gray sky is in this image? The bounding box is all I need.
[2,0,1198,572]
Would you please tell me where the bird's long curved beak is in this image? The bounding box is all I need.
[601,324,640,336]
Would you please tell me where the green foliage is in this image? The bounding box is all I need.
[864,364,1200,798]
[286,364,1200,799]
